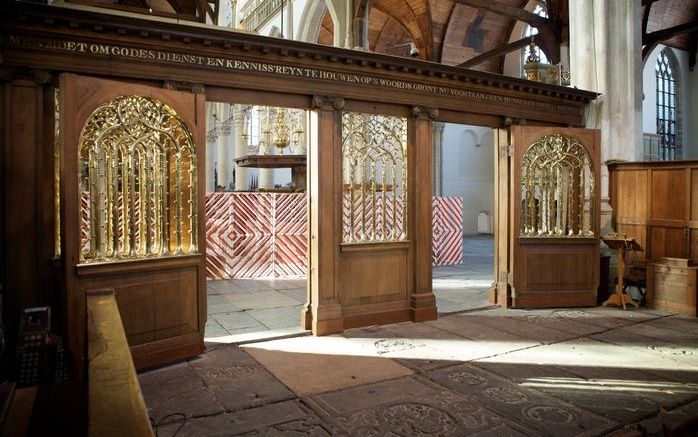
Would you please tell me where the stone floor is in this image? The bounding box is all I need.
[204,236,493,342]
[140,306,698,436]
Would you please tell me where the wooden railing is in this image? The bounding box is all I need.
[87,290,154,437]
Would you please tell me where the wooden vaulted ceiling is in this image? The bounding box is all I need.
[318,0,698,74]
[642,0,698,66]
[319,0,553,74]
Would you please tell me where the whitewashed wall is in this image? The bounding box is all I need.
[440,124,495,235]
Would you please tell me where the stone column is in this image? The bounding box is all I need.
[432,122,445,196]
[216,123,233,190]
[206,129,217,193]
[258,168,274,190]
[324,0,353,48]
[569,0,642,232]
[233,106,249,191]
[286,0,294,41]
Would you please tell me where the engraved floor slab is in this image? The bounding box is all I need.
[242,335,414,396]
[304,375,534,436]
[473,360,695,424]
[428,363,619,436]
[187,346,295,412]
[155,400,331,437]
[139,361,223,423]
[456,312,583,344]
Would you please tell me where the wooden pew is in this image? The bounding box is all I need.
[87,290,154,437]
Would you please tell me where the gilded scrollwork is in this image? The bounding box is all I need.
[78,95,197,262]
[520,134,595,237]
[342,112,408,243]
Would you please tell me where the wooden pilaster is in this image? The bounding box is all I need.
[303,95,345,335]
[410,106,437,322]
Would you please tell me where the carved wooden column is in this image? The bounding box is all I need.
[302,95,344,334]
[410,106,437,321]
[2,70,57,354]
[490,128,513,307]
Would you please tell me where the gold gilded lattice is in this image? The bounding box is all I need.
[342,112,408,243]
[54,88,61,258]
[78,95,197,262]
[520,134,595,237]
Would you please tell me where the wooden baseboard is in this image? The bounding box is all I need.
[342,309,412,331]
[411,306,437,322]
[131,337,204,370]
[512,291,596,308]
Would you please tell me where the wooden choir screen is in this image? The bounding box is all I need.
[338,110,414,326]
[342,112,408,243]
[493,127,601,308]
[306,99,435,335]
[60,74,206,373]
[609,161,698,264]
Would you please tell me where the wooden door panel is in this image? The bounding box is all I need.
[615,170,648,222]
[340,249,409,307]
[651,227,687,259]
[518,243,596,292]
[61,73,206,374]
[650,169,686,221]
[506,126,600,308]
[691,229,698,264]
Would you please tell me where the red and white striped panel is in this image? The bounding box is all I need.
[432,196,463,266]
[205,193,307,279]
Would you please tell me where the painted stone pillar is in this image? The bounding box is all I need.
[410,106,437,322]
[302,95,344,334]
[233,106,249,191]
[432,121,444,197]
[216,123,233,190]
[205,129,217,193]
[569,0,642,232]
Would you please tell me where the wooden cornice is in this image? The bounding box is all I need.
[0,2,597,127]
[1,3,593,102]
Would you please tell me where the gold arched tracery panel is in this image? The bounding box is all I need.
[79,95,197,262]
[520,134,594,237]
[342,112,408,243]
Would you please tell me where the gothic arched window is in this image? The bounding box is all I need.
[655,48,681,160]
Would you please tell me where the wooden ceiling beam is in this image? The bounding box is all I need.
[451,0,549,28]
[456,37,530,68]
[450,0,560,64]
[642,1,652,36]
[643,20,698,62]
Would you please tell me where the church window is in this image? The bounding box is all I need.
[655,48,681,160]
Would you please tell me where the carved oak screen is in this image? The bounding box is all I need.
[520,134,595,238]
[78,95,198,262]
[341,112,408,243]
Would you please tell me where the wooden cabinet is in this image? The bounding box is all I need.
[608,161,698,264]
[647,258,697,316]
